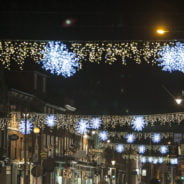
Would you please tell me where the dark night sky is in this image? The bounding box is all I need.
[2,0,184,115]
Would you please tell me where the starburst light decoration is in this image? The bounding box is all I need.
[41,41,80,78]
[159,145,168,154]
[157,42,184,73]
[115,144,124,153]
[90,117,102,129]
[126,134,136,143]
[170,158,178,165]
[99,131,108,141]
[131,116,146,131]
[19,120,33,134]
[158,157,164,164]
[138,145,146,154]
[76,119,89,134]
[148,157,153,163]
[141,157,146,163]
[46,115,56,127]
[152,133,161,143]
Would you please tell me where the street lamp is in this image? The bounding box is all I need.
[175,97,183,105]
[155,27,169,36]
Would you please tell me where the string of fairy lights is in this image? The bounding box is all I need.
[2,112,183,164]
[0,40,184,77]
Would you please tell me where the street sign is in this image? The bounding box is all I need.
[9,134,19,141]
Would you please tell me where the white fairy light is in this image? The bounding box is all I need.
[159,145,168,154]
[158,157,164,164]
[153,158,158,164]
[115,144,124,153]
[138,145,146,154]
[46,115,56,127]
[148,157,153,163]
[152,133,161,143]
[131,116,146,131]
[126,134,136,143]
[19,120,33,134]
[76,119,89,134]
[99,131,108,141]
[170,158,178,165]
[90,117,102,129]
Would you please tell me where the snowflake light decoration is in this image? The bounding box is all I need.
[126,134,136,143]
[157,42,184,73]
[141,157,146,163]
[90,117,102,129]
[170,158,178,165]
[19,120,33,134]
[138,145,146,154]
[148,157,153,163]
[152,133,161,143]
[153,158,158,164]
[76,119,89,134]
[131,116,146,131]
[99,131,108,141]
[158,157,164,164]
[159,145,168,154]
[41,41,80,78]
[115,144,124,153]
[46,115,56,127]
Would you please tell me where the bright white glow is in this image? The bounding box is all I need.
[99,131,108,141]
[19,120,33,134]
[153,158,158,164]
[90,117,102,129]
[131,116,146,131]
[170,158,178,165]
[107,139,111,143]
[141,157,146,163]
[158,157,164,164]
[157,42,184,73]
[76,119,89,134]
[46,115,56,127]
[159,145,168,154]
[41,41,79,78]
[115,144,124,153]
[175,98,183,105]
[126,134,136,143]
[148,157,153,163]
[111,160,116,166]
[138,145,146,154]
[152,133,161,143]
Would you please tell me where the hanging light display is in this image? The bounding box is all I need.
[152,133,161,143]
[46,115,56,127]
[19,120,33,134]
[76,119,89,134]
[126,134,136,143]
[99,131,108,141]
[158,157,164,164]
[148,157,153,163]
[157,42,184,73]
[115,144,124,153]
[138,145,146,154]
[141,157,147,163]
[40,41,80,77]
[131,116,146,131]
[170,158,178,165]
[159,145,168,154]
[90,117,102,129]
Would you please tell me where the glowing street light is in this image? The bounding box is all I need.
[155,27,168,35]
[175,97,183,105]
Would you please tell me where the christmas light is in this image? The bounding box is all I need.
[152,133,161,143]
[148,157,153,163]
[19,120,33,134]
[141,157,147,163]
[99,131,108,141]
[153,158,158,164]
[76,119,89,134]
[126,134,136,143]
[115,144,124,153]
[157,42,184,73]
[170,158,178,165]
[158,157,164,164]
[90,117,102,129]
[40,41,79,77]
[159,145,168,154]
[138,145,146,154]
[46,115,56,127]
[131,116,146,131]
